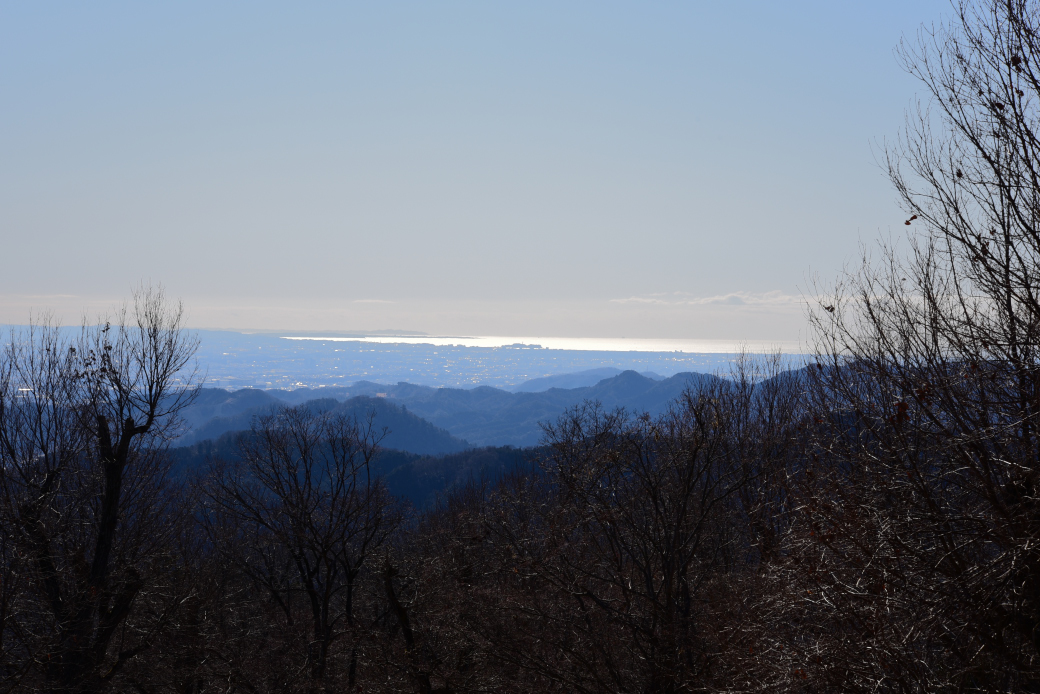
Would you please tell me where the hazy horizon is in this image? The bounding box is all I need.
[0,293,812,342]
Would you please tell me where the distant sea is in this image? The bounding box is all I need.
[0,326,806,389]
[284,335,801,354]
[180,331,809,390]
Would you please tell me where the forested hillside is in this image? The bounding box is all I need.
[177,389,470,453]
[172,432,527,509]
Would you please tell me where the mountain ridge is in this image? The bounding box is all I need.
[177,390,470,454]
[180,369,720,448]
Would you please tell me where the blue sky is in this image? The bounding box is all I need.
[0,1,950,341]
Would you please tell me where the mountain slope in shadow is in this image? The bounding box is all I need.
[180,370,721,449]
[347,370,719,446]
[176,391,469,454]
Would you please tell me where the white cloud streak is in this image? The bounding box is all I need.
[611,291,804,307]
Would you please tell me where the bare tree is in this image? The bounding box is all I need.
[466,366,797,694]
[0,287,200,693]
[203,405,398,692]
[800,1,1040,688]
[377,478,511,694]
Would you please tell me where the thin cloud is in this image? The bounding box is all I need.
[611,291,803,307]
[353,299,396,304]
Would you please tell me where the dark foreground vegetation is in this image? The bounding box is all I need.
[171,432,529,510]
[5,1,1040,690]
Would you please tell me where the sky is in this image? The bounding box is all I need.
[0,1,951,343]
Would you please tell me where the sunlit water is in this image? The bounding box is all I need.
[284,335,802,354]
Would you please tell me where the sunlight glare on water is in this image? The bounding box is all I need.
[283,336,802,354]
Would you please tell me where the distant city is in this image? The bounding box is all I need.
[194,330,805,390]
